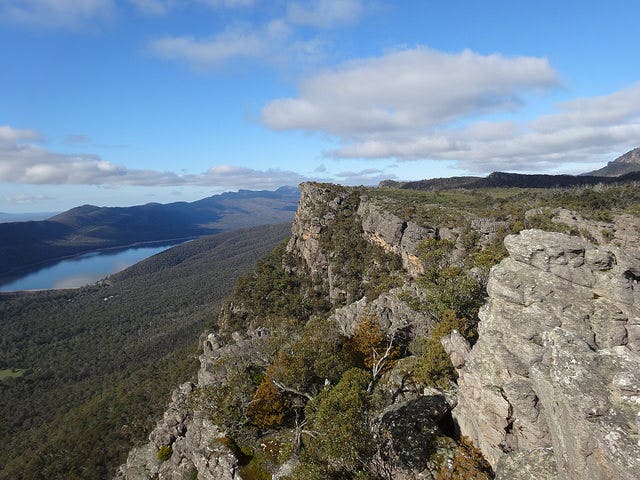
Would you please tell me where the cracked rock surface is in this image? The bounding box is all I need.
[453,229,640,480]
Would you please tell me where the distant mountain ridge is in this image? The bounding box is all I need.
[0,187,299,283]
[380,170,640,191]
[582,146,640,176]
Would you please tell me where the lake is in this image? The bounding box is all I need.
[0,242,185,292]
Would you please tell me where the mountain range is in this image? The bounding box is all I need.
[0,187,299,284]
[380,146,640,190]
[582,146,640,176]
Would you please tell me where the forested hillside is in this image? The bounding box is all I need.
[0,223,290,480]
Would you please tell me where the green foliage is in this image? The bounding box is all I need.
[410,311,476,389]
[220,242,331,336]
[157,445,172,462]
[268,316,349,397]
[0,368,25,380]
[316,187,403,304]
[188,469,198,480]
[417,266,484,322]
[299,368,374,477]
[192,363,261,435]
[417,237,455,279]
[369,183,640,229]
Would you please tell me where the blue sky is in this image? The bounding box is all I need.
[1,0,639,212]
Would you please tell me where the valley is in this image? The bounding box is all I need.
[0,223,290,480]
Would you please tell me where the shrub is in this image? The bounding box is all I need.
[418,266,484,322]
[344,314,401,371]
[268,317,349,397]
[437,436,493,480]
[156,445,172,461]
[410,311,476,389]
[301,368,374,476]
[246,372,290,429]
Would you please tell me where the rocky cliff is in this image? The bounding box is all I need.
[446,226,640,479]
[116,182,640,480]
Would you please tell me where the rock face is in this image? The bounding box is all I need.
[357,201,435,276]
[374,395,456,480]
[330,283,434,339]
[452,229,640,480]
[114,382,240,480]
[584,146,640,176]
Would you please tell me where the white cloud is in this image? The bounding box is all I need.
[261,47,640,173]
[334,167,397,185]
[148,19,325,69]
[150,30,266,67]
[129,0,253,16]
[0,125,41,144]
[6,194,54,204]
[0,125,309,188]
[262,47,558,135]
[0,0,114,28]
[287,0,363,28]
[330,83,640,172]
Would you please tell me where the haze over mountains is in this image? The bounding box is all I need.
[0,187,299,283]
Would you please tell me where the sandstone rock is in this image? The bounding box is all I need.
[358,200,435,276]
[114,444,161,480]
[452,229,640,479]
[330,283,434,339]
[374,395,456,479]
[494,448,558,480]
[440,330,471,369]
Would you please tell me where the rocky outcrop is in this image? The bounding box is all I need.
[583,146,640,176]
[116,326,274,480]
[526,207,640,248]
[331,283,434,339]
[357,201,435,276]
[374,395,456,480]
[286,183,349,302]
[451,229,640,480]
[115,382,240,480]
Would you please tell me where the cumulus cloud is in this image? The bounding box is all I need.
[262,47,557,135]
[0,0,114,28]
[0,125,310,188]
[147,1,365,69]
[331,83,640,172]
[261,47,640,173]
[334,167,397,185]
[287,0,363,28]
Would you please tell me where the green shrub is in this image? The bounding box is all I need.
[410,311,476,389]
[156,445,172,461]
[300,368,374,476]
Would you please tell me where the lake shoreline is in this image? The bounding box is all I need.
[0,236,199,292]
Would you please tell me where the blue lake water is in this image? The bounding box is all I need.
[0,242,184,292]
